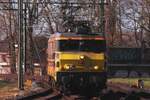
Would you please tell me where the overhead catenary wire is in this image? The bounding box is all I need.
[0,1,107,5]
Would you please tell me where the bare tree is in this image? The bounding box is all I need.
[0,0,18,73]
[105,0,118,46]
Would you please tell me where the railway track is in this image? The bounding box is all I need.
[16,88,54,100]
[107,82,150,100]
[14,82,150,100]
[16,89,87,100]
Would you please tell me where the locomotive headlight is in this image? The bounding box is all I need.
[64,64,70,70]
[94,66,99,70]
[80,55,85,59]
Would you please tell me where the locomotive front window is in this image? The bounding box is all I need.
[57,40,106,53]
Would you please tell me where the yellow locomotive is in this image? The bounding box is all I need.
[47,31,107,94]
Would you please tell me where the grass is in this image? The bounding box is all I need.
[108,78,150,88]
[0,80,10,88]
[0,80,18,92]
[0,80,19,99]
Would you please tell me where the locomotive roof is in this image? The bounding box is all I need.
[51,32,105,38]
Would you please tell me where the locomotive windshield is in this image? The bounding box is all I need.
[57,40,106,53]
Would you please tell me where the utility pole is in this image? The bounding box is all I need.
[9,0,16,73]
[100,0,105,34]
[18,0,24,90]
[100,0,108,72]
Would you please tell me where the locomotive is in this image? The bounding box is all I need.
[47,30,107,94]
